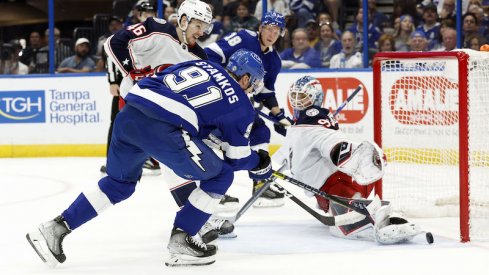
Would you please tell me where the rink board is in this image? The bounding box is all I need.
[0,69,373,157]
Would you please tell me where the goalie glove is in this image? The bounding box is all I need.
[248,150,272,180]
[270,109,292,136]
[332,141,386,185]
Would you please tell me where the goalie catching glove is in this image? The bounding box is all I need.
[331,141,386,185]
[248,149,272,180]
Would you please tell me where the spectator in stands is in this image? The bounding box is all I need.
[367,0,389,31]
[164,5,175,20]
[391,0,421,27]
[330,31,362,68]
[168,13,179,27]
[57,38,96,73]
[96,16,124,57]
[468,3,489,37]
[439,0,456,21]
[316,11,340,35]
[19,31,44,73]
[408,30,428,52]
[435,27,457,51]
[0,41,28,75]
[394,14,415,51]
[254,0,290,20]
[39,27,72,71]
[224,1,260,34]
[316,21,341,67]
[415,2,441,50]
[462,12,480,46]
[289,0,320,27]
[378,34,396,52]
[305,19,320,48]
[466,34,487,50]
[348,7,381,55]
[274,27,291,53]
[280,28,321,68]
[322,0,340,24]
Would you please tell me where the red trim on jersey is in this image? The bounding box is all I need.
[169,180,194,191]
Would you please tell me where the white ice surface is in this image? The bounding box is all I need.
[1,157,488,275]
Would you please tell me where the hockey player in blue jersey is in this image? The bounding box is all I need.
[205,11,291,208]
[104,0,236,240]
[26,50,271,267]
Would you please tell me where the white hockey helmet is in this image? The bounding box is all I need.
[177,0,213,34]
[288,76,324,110]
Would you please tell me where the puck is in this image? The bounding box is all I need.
[426,232,434,244]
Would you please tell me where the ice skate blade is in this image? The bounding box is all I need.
[26,231,58,268]
[218,232,237,239]
[165,254,216,267]
[253,198,285,208]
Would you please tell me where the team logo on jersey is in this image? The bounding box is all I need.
[287,77,368,124]
[389,76,458,125]
[305,108,319,117]
[0,91,45,123]
[244,122,253,139]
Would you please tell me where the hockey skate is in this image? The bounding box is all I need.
[216,194,240,213]
[142,158,161,176]
[166,228,217,267]
[253,180,285,208]
[26,215,71,268]
[199,217,237,244]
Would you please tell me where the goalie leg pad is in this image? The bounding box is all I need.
[374,205,423,244]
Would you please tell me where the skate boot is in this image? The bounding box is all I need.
[165,228,217,267]
[253,180,285,208]
[199,217,236,244]
[26,215,71,268]
[142,157,161,176]
[216,194,239,213]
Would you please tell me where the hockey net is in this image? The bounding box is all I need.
[373,50,489,242]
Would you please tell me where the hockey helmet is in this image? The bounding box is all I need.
[177,0,213,34]
[226,49,265,94]
[288,76,324,110]
[136,1,155,12]
[261,11,286,37]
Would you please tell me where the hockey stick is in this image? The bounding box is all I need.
[219,178,273,223]
[334,85,362,115]
[272,170,380,216]
[272,182,371,226]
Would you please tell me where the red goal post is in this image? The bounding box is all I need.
[372,50,489,242]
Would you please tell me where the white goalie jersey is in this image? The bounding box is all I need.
[272,107,351,193]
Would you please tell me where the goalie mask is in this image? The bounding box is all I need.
[288,76,324,111]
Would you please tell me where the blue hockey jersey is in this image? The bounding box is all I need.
[205,30,282,102]
[125,59,259,171]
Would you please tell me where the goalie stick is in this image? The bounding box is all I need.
[272,170,380,216]
[272,182,372,226]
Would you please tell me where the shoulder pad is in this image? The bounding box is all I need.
[152,18,168,24]
[244,30,258,37]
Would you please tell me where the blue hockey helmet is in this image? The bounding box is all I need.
[261,11,286,36]
[288,76,324,110]
[226,49,265,94]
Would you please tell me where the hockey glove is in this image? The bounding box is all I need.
[248,149,272,180]
[270,109,292,136]
[129,65,154,81]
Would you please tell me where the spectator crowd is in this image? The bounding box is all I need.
[2,0,489,74]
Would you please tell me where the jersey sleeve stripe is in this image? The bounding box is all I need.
[128,85,199,134]
[220,141,252,159]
